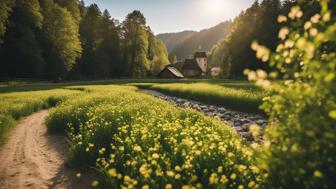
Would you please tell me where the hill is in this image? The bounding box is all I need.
[170,21,232,60]
[156,31,196,53]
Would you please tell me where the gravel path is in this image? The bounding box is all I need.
[141,89,267,141]
[0,110,94,189]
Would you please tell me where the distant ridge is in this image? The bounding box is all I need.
[157,31,196,53]
[157,21,232,61]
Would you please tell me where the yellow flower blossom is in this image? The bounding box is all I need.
[108,168,117,177]
[314,170,323,178]
[91,180,99,188]
[277,15,287,23]
[165,184,173,189]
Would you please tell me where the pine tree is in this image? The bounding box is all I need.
[54,0,81,23]
[122,10,148,78]
[78,4,102,77]
[93,10,122,78]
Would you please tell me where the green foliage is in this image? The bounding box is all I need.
[146,82,266,113]
[0,1,169,79]
[122,10,149,78]
[0,89,80,144]
[93,10,122,78]
[0,0,15,43]
[0,114,14,144]
[250,1,336,188]
[0,0,46,78]
[41,0,82,79]
[209,0,281,78]
[121,10,170,78]
[54,0,81,23]
[147,35,170,75]
[47,86,265,188]
[77,4,104,78]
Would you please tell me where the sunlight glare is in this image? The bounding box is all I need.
[204,0,225,14]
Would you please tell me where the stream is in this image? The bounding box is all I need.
[141,89,268,141]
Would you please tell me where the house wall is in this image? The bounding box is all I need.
[196,58,207,73]
[182,70,202,77]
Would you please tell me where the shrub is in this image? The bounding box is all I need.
[249,1,336,188]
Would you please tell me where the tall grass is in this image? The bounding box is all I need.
[46,86,265,188]
[0,89,81,144]
[145,83,267,113]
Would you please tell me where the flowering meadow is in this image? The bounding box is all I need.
[0,1,334,188]
[46,86,265,188]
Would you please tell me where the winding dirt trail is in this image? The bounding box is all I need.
[0,110,93,189]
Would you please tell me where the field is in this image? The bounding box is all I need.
[0,80,266,188]
[0,79,334,188]
[0,79,263,144]
[0,88,81,143]
[136,81,266,113]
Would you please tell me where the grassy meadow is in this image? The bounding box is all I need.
[0,81,264,188]
[137,82,267,113]
[47,85,264,188]
[0,80,266,188]
[0,88,81,144]
[0,76,334,188]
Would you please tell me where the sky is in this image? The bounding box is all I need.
[83,0,256,34]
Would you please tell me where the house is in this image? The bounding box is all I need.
[181,52,207,77]
[157,65,184,79]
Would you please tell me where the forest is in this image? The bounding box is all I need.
[209,0,336,78]
[0,0,169,80]
[2,0,335,80]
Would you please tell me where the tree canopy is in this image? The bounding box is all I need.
[0,1,169,79]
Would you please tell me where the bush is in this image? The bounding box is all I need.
[249,1,336,188]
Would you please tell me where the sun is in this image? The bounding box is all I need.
[204,0,224,14]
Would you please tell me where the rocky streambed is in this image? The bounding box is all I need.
[141,89,267,141]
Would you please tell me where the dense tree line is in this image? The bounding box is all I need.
[0,0,169,80]
[209,0,336,78]
[209,0,281,78]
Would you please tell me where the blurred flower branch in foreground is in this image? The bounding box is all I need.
[246,0,336,188]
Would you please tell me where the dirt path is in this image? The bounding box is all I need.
[0,110,93,189]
